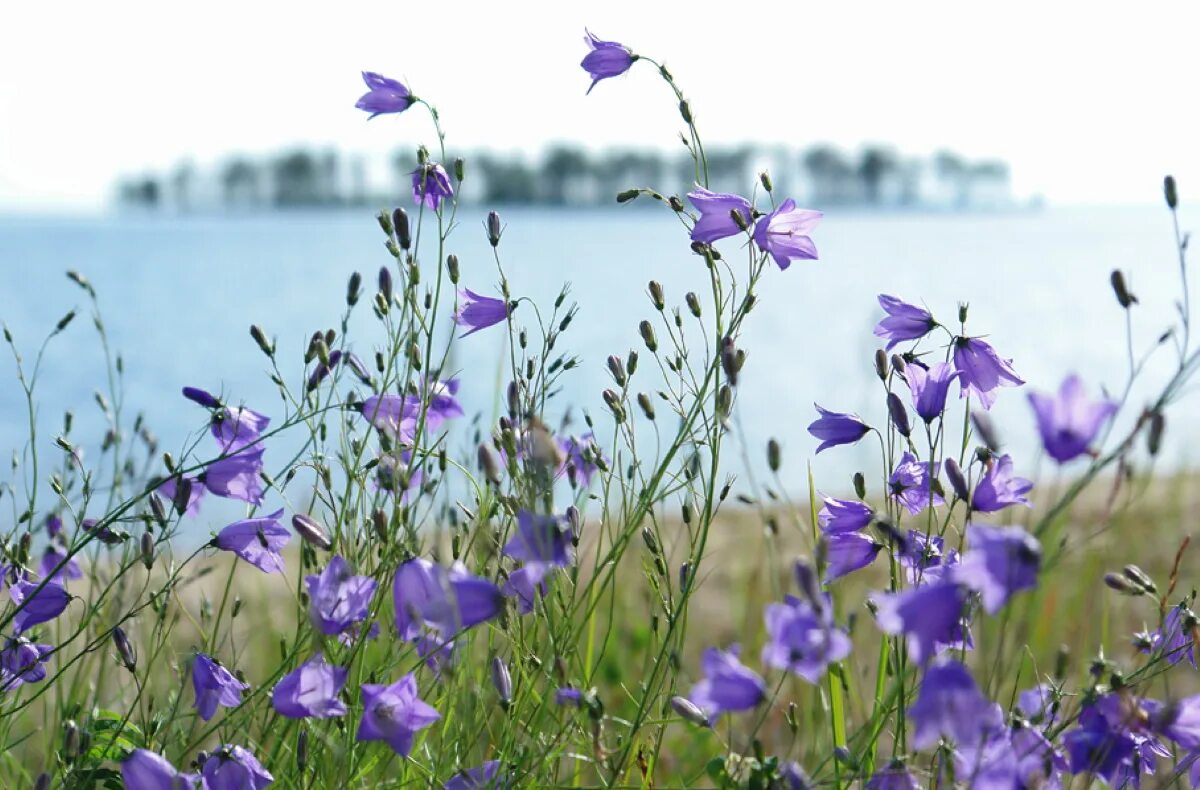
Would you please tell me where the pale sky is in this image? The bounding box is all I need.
[1,0,1198,210]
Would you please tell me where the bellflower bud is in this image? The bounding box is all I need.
[454,157,465,182]
[1110,270,1137,308]
[371,508,388,542]
[639,320,658,353]
[607,355,627,387]
[886,393,911,437]
[971,410,1002,452]
[113,626,137,672]
[616,188,640,203]
[1165,175,1178,210]
[250,324,273,357]
[685,292,702,318]
[648,281,665,311]
[944,457,969,502]
[637,391,656,420]
[292,514,333,551]
[393,208,411,250]
[759,171,773,192]
[478,444,502,486]
[296,729,309,772]
[491,656,513,709]
[487,211,503,247]
[1104,572,1144,596]
[767,439,781,472]
[376,210,393,237]
[874,349,889,381]
[669,696,710,728]
[378,266,393,305]
[140,531,154,570]
[347,272,362,306]
[446,254,460,284]
[1121,564,1157,594]
[1148,412,1165,456]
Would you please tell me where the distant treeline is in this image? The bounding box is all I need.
[115,144,1014,212]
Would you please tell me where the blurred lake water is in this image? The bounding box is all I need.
[0,204,1192,530]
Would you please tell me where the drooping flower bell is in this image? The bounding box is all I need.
[272,654,349,719]
[356,673,441,755]
[687,646,766,719]
[393,558,503,640]
[356,71,414,118]
[874,295,936,350]
[8,578,70,633]
[951,523,1041,614]
[888,452,943,515]
[686,187,753,244]
[201,445,266,505]
[874,581,968,665]
[752,200,822,270]
[817,497,873,534]
[201,745,274,790]
[970,454,1033,513]
[908,661,1004,751]
[1027,374,1118,463]
[760,594,851,683]
[453,289,510,336]
[952,336,1024,410]
[580,30,634,93]
[412,163,454,210]
[306,555,377,637]
[191,653,249,721]
[214,510,290,574]
[121,749,201,790]
[903,361,960,423]
[807,405,870,453]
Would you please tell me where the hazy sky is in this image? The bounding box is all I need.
[2,0,1197,210]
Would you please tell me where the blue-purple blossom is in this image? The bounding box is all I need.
[202,445,266,505]
[970,454,1033,512]
[393,558,503,640]
[272,654,349,719]
[201,745,274,790]
[182,386,221,409]
[580,30,633,93]
[903,361,960,423]
[555,687,584,707]
[559,433,606,486]
[121,749,200,790]
[898,530,958,585]
[360,394,419,441]
[192,653,248,721]
[817,497,873,533]
[687,646,766,718]
[874,582,968,666]
[503,510,572,567]
[888,452,943,514]
[357,673,440,755]
[953,336,1024,410]
[214,510,290,574]
[9,578,70,633]
[1063,702,1140,783]
[808,404,870,453]
[687,187,753,244]
[1012,725,1068,787]
[909,661,1004,750]
[426,377,465,426]
[952,523,1041,614]
[356,71,413,118]
[874,295,936,350]
[1017,683,1057,724]
[445,760,507,790]
[761,594,851,683]
[306,555,377,636]
[1028,374,1119,463]
[212,406,269,453]
[415,633,459,675]
[824,532,882,581]
[412,163,454,210]
[955,729,1019,787]
[866,763,919,790]
[752,199,822,270]
[158,475,204,516]
[1146,604,1198,667]
[453,289,510,336]
[0,637,53,690]
[38,546,81,585]
[502,562,550,615]
[44,514,62,538]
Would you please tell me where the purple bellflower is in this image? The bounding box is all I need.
[357,673,441,755]
[272,654,349,719]
[214,510,290,574]
[952,523,1041,614]
[808,404,870,453]
[1145,604,1197,667]
[898,530,958,586]
[413,163,454,210]
[580,30,634,93]
[38,546,82,585]
[866,763,920,790]
[453,289,510,336]
[888,452,943,515]
[202,445,266,505]
[761,594,851,683]
[44,514,62,538]
[817,497,873,533]
[687,187,753,244]
[192,653,248,721]
[1028,374,1119,463]
[909,661,1004,751]
[874,582,968,666]
[1063,701,1140,783]
[0,637,53,690]
[824,532,882,581]
[953,337,1024,410]
[356,71,413,118]
[306,555,377,637]
[201,745,274,790]
[426,377,465,426]
[502,562,551,615]
[970,454,1033,513]
[121,749,200,790]
[752,200,822,270]
[1012,725,1068,787]
[903,361,960,423]
[212,406,269,453]
[158,475,204,516]
[874,295,936,350]
[393,558,503,640]
[360,394,419,441]
[503,510,573,567]
[559,432,605,486]
[687,646,766,718]
[9,578,70,633]
[445,761,507,790]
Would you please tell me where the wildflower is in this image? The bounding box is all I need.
[687,646,766,718]
[211,406,270,453]
[503,510,572,567]
[360,394,420,441]
[412,163,454,210]
[903,361,960,423]
[393,558,503,640]
[874,582,968,666]
[44,514,62,538]
[272,654,349,719]
[9,579,70,633]
[1011,724,1068,786]
[580,30,633,93]
[751,200,822,270]
[779,763,812,790]
[214,510,290,574]
[970,454,1033,512]
[192,654,248,721]
[82,517,125,545]
[453,289,510,336]
[490,657,512,706]
[38,546,81,585]
[952,524,1040,614]
[955,729,1018,787]
[357,674,441,755]
[414,633,459,675]
[686,187,753,244]
[1017,684,1056,723]
[817,497,873,533]
[0,637,53,689]
[874,295,936,350]
[952,337,1024,410]
[898,530,958,585]
[201,745,274,790]
[807,404,870,453]
[182,386,221,409]
[761,594,851,683]
[888,452,943,514]
[1143,603,1198,666]
[445,761,507,790]
[158,475,203,516]
[1027,374,1119,463]
[426,377,465,426]
[121,749,200,789]
[824,532,882,581]
[502,563,550,615]
[202,445,266,505]
[356,71,413,118]
[306,555,377,636]
[909,661,1004,750]
[866,762,919,790]
[555,687,584,707]
[558,432,606,486]
[1062,703,1138,782]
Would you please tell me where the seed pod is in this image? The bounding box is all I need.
[626,350,638,377]
[446,254,460,284]
[720,338,739,386]
[767,439,781,472]
[486,211,503,247]
[1110,270,1137,308]
[668,195,684,212]
[378,266,393,305]
[1165,175,1178,210]
[491,656,513,709]
[454,157,465,182]
[616,188,640,203]
[648,281,665,311]
[669,696,709,728]
[874,349,889,381]
[638,320,658,353]
[292,514,333,551]
[641,527,660,555]
[140,531,154,570]
[717,384,733,417]
[148,493,166,527]
[685,292,702,318]
[886,393,911,437]
[607,354,627,387]
[958,302,969,323]
[478,444,502,486]
[944,457,969,502]
[1148,412,1165,456]
[1121,564,1158,594]
[347,272,362,306]
[637,392,655,420]
[113,626,137,672]
[1103,572,1143,596]
[678,99,692,124]
[171,477,193,515]
[372,508,388,541]
[759,171,773,192]
[250,324,273,357]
